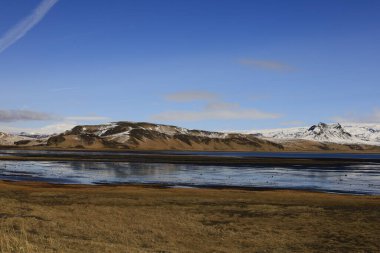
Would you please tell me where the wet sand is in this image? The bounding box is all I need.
[0,180,379,252]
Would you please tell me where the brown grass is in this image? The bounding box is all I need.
[0,181,379,252]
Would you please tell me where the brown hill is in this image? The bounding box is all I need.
[46,121,284,151]
[44,121,380,152]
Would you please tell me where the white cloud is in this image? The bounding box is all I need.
[0,114,110,134]
[0,109,109,123]
[0,109,56,122]
[332,108,380,123]
[154,91,282,122]
[239,58,296,72]
[0,0,59,54]
[0,108,109,134]
[152,102,281,121]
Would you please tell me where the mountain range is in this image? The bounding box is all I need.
[1,121,380,152]
[246,122,380,146]
[0,131,48,146]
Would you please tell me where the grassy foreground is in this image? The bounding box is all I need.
[0,181,379,253]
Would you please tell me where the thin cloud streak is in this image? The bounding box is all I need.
[0,109,109,124]
[152,102,281,122]
[155,90,281,122]
[0,0,59,54]
[332,108,380,123]
[0,109,56,122]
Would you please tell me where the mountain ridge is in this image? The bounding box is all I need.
[244,122,380,146]
[46,121,285,151]
[1,121,380,152]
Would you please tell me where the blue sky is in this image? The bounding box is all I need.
[0,0,379,133]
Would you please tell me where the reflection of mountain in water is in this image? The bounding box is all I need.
[0,161,379,194]
[62,161,188,179]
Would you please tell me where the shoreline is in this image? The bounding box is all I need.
[2,145,380,154]
[1,179,379,196]
[1,179,374,196]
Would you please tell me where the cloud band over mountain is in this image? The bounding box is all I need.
[152,91,282,122]
[0,109,55,122]
[0,109,108,123]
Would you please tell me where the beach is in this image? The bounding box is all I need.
[0,181,379,253]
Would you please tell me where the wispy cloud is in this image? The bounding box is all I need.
[0,111,109,134]
[332,108,380,123]
[152,104,281,121]
[154,90,282,122]
[239,58,296,72]
[0,0,59,54]
[0,109,56,122]
[165,91,218,102]
[0,109,109,123]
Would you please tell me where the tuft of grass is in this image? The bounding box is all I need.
[0,223,37,253]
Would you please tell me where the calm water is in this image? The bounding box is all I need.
[1,160,380,195]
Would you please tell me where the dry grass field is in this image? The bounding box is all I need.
[0,181,379,253]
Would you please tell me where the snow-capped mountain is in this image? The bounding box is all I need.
[245,122,380,146]
[18,132,51,139]
[342,124,380,145]
[0,132,32,145]
[46,121,284,151]
[0,131,50,146]
[64,121,230,143]
[2,121,380,151]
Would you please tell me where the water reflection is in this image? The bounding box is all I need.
[0,161,379,195]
